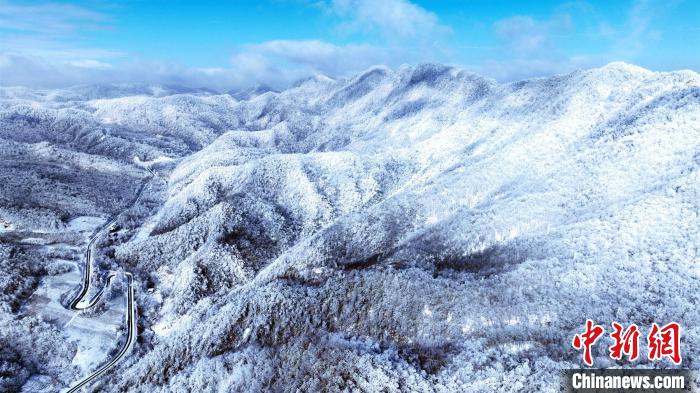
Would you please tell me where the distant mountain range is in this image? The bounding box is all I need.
[1,62,699,392]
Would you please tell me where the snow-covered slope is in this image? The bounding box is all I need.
[2,62,699,392]
[101,63,700,392]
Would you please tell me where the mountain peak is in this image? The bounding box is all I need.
[598,61,653,75]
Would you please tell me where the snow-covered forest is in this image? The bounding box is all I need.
[1,62,699,392]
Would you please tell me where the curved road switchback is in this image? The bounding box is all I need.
[63,175,152,392]
[66,273,136,393]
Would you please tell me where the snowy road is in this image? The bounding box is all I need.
[66,273,136,393]
[67,219,119,311]
[63,176,151,392]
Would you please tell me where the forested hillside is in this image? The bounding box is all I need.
[1,63,699,392]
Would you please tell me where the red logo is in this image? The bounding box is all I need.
[572,319,605,366]
[609,322,640,361]
[647,322,682,364]
[572,320,681,366]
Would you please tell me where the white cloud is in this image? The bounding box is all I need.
[477,13,579,80]
[494,14,572,55]
[233,40,388,76]
[0,54,201,89]
[68,59,113,69]
[609,0,671,57]
[0,40,388,91]
[0,35,123,61]
[328,0,450,42]
[0,1,124,87]
[0,0,689,90]
[0,0,440,90]
[482,0,679,81]
[352,0,670,78]
[0,0,109,34]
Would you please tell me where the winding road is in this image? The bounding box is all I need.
[64,174,153,392]
[66,273,136,393]
[67,217,120,312]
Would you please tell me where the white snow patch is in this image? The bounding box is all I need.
[67,216,105,233]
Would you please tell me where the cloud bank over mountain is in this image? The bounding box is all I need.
[1,0,697,90]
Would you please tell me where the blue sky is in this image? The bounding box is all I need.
[0,0,698,90]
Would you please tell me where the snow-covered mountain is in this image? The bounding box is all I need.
[1,62,699,392]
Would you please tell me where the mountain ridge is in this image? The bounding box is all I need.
[103,62,699,391]
[2,61,696,102]
[1,62,699,392]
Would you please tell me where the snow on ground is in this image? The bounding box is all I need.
[66,216,105,233]
[132,205,164,242]
[95,63,700,392]
[3,63,699,392]
[18,237,49,245]
[133,155,175,167]
[19,216,126,376]
[24,266,125,375]
[0,218,13,232]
